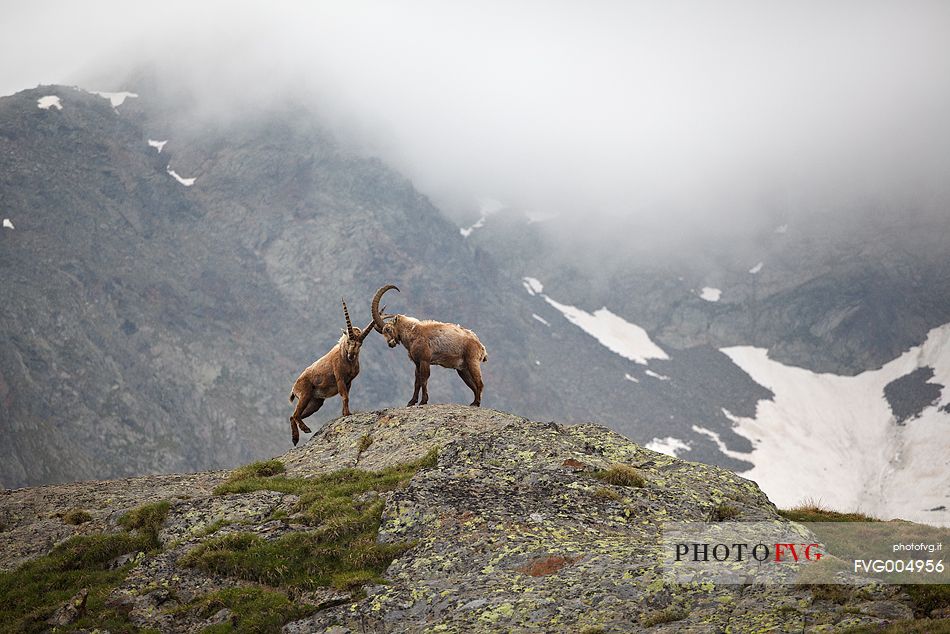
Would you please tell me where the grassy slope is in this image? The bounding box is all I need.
[779,502,949,633]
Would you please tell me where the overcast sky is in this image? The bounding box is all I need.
[3,1,949,227]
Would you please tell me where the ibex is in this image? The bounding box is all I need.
[288,300,375,445]
[371,284,487,407]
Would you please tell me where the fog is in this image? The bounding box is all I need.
[3,1,950,232]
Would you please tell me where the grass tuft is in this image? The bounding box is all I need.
[195,519,233,539]
[226,459,286,483]
[641,606,687,627]
[841,618,950,633]
[187,585,316,634]
[711,502,741,521]
[0,499,171,632]
[784,502,948,620]
[118,500,171,537]
[62,508,92,525]
[186,448,439,591]
[778,500,878,523]
[593,464,646,488]
[357,434,373,455]
[904,584,950,619]
[592,487,622,502]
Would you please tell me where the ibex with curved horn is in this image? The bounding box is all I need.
[371,285,487,407]
[287,299,375,445]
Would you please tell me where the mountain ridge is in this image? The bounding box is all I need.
[0,405,936,632]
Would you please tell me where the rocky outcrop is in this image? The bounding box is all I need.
[0,406,925,632]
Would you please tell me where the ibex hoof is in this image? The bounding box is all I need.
[407,400,417,407]
[470,401,480,407]
[298,421,312,434]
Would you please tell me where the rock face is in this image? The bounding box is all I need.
[4,82,949,505]
[0,84,652,487]
[0,406,921,632]
[468,206,950,378]
[0,85,536,486]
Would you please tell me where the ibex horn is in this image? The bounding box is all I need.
[342,298,354,336]
[358,316,376,342]
[372,285,399,332]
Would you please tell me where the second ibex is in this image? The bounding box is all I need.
[372,285,487,407]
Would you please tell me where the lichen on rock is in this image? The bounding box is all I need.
[0,405,930,632]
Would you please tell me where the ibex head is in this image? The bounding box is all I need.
[341,298,375,362]
[372,284,401,348]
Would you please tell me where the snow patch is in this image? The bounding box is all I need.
[166,166,196,186]
[624,373,640,383]
[721,323,950,526]
[692,425,749,460]
[148,139,168,153]
[522,276,668,365]
[699,287,722,302]
[460,197,505,238]
[522,277,544,296]
[646,436,691,457]
[2,218,14,230]
[749,262,764,274]
[92,91,138,107]
[645,369,670,381]
[37,95,62,110]
[459,216,485,237]
[531,313,550,326]
[544,296,668,364]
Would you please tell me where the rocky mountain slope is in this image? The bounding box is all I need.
[0,406,939,633]
[463,205,950,525]
[1,82,947,527]
[0,84,766,487]
[0,85,543,486]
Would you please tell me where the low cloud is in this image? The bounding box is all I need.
[3,1,949,234]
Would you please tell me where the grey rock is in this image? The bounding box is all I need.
[6,405,916,632]
[47,588,88,626]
